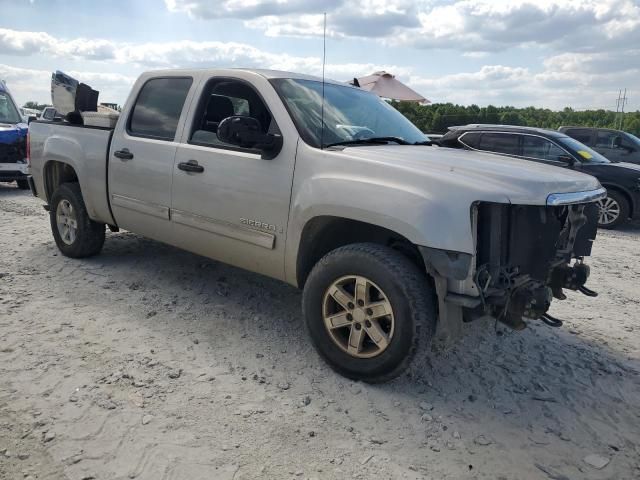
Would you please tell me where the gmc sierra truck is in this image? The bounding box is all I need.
[28,69,605,383]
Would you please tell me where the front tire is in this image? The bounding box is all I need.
[302,243,436,383]
[597,190,629,229]
[16,179,29,190]
[50,183,105,258]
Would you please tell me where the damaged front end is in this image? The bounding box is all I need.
[469,190,604,330]
[421,188,606,339]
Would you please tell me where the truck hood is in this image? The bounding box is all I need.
[332,144,602,205]
[0,122,28,144]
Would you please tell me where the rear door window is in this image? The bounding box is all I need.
[565,129,593,145]
[478,133,519,156]
[459,132,481,149]
[128,77,193,140]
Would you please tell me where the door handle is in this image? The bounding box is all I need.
[114,148,134,160]
[178,160,204,173]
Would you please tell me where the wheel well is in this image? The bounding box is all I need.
[602,184,633,217]
[43,161,78,202]
[296,216,424,288]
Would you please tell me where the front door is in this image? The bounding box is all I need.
[109,76,194,242]
[171,75,296,280]
[593,130,628,163]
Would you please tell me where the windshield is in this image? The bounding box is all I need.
[271,78,429,148]
[0,92,23,124]
[559,136,610,164]
[625,132,640,148]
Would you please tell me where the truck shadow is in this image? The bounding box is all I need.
[21,229,640,473]
[0,182,29,197]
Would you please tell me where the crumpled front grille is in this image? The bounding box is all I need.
[0,137,26,163]
[475,202,598,284]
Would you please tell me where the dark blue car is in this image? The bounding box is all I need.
[0,80,29,189]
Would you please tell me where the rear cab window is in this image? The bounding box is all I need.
[128,77,193,140]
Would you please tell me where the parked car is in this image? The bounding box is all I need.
[559,126,640,165]
[39,106,61,121]
[438,124,640,228]
[0,80,29,189]
[19,107,40,124]
[27,69,604,383]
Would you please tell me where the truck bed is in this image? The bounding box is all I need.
[29,120,116,225]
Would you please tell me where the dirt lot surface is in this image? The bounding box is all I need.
[1,183,639,480]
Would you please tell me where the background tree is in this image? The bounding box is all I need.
[22,101,48,111]
[390,101,640,136]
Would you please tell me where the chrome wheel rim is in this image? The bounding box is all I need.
[56,199,78,245]
[322,275,394,359]
[597,196,620,225]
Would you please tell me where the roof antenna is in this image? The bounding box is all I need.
[321,12,327,149]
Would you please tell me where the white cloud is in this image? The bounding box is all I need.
[0,28,117,60]
[164,0,640,58]
[0,27,409,79]
[1,23,637,110]
[0,63,135,106]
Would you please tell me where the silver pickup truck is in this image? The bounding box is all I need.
[28,68,606,382]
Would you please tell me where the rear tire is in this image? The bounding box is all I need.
[50,183,105,258]
[302,243,436,383]
[597,190,629,229]
[16,179,29,190]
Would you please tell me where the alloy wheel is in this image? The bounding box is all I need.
[56,199,78,245]
[322,275,395,358]
[597,196,620,226]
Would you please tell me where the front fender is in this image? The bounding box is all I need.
[284,174,479,284]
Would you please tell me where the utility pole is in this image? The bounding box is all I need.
[615,89,628,130]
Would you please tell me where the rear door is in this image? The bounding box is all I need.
[109,76,195,242]
[476,132,520,157]
[170,73,297,280]
[563,128,594,147]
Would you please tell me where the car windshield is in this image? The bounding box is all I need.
[624,132,640,148]
[559,136,610,164]
[0,92,23,124]
[271,78,429,148]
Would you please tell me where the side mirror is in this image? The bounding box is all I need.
[217,115,283,159]
[559,154,576,166]
[27,115,37,124]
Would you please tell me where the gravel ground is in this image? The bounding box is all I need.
[1,182,639,480]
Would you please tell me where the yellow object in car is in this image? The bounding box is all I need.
[578,150,593,159]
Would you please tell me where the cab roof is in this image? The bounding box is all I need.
[141,67,349,87]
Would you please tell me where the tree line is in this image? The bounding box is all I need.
[390,101,640,136]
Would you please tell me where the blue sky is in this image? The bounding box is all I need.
[1,0,638,110]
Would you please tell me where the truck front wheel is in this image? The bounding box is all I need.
[302,243,436,383]
[50,183,105,258]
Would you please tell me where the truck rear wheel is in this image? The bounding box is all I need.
[50,183,105,258]
[302,243,436,383]
[16,179,30,190]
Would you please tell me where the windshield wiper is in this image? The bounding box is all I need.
[324,136,411,148]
